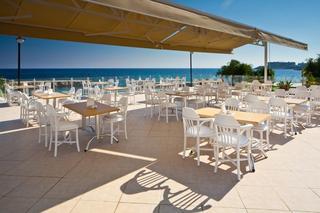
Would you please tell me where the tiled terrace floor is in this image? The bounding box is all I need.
[1,96,320,212]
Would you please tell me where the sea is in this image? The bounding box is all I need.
[0,68,303,86]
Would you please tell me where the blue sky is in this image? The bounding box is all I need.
[0,0,319,68]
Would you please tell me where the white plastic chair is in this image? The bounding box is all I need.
[74,89,82,102]
[58,87,75,108]
[47,104,80,157]
[269,97,294,138]
[274,89,286,98]
[187,86,206,109]
[100,93,112,105]
[224,98,240,111]
[157,92,179,123]
[293,89,311,126]
[213,114,253,180]
[102,97,128,144]
[35,101,49,147]
[44,82,52,91]
[247,100,270,156]
[242,94,259,110]
[310,88,320,117]
[125,84,136,104]
[144,89,158,117]
[20,93,37,127]
[182,107,215,166]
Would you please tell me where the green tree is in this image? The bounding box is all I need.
[217,60,253,85]
[253,66,275,80]
[0,76,5,97]
[303,55,320,85]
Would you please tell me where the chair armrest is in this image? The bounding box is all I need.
[199,118,214,127]
[240,124,253,134]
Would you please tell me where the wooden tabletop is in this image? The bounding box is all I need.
[196,107,271,125]
[33,92,70,99]
[166,91,195,97]
[13,85,36,89]
[63,102,119,117]
[257,96,307,105]
[105,86,127,91]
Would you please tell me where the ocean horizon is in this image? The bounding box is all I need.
[0,68,302,85]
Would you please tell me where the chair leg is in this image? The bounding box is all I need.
[144,104,147,117]
[237,149,241,180]
[75,129,80,152]
[124,120,128,140]
[175,107,179,121]
[183,135,186,158]
[166,107,168,123]
[54,132,58,157]
[196,137,200,166]
[110,122,114,144]
[214,145,219,173]
[49,128,53,151]
[45,125,48,147]
[38,126,42,143]
[284,119,287,138]
[158,107,161,121]
[266,129,270,150]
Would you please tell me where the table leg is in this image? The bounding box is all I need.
[184,97,187,107]
[82,116,86,128]
[53,98,57,108]
[84,114,119,152]
[96,115,100,139]
[46,99,49,105]
[114,91,117,104]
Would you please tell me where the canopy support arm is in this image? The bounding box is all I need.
[160,25,187,43]
[264,41,268,83]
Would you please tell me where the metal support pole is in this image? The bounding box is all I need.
[16,37,25,86]
[190,52,193,87]
[264,42,268,83]
[17,42,21,86]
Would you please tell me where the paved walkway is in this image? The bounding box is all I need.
[1,95,320,212]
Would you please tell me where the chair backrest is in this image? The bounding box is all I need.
[309,85,320,92]
[74,89,82,101]
[118,96,128,116]
[35,101,47,124]
[234,82,243,90]
[46,104,58,130]
[94,85,102,98]
[296,85,307,92]
[310,89,320,101]
[68,87,76,95]
[182,86,190,92]
[269,97,289,120]
[145,89,154,103]
[243,94,259,104]
[247,100,269,113]
[44,82,51,90]
[157,92,168,105]
[100,93,112,105]
[213,114,241,146]
[274,89,286,98]
[182,107,201,135]
[224,98,240,111]
[294,89,309,100]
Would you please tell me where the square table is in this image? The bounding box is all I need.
[105,86,128,103]
[33,91,70,108]
[257,96,307,105]
[196,107,271,125]
[196,107,271,171]
[165,91,196,107]
[63,101,119,151]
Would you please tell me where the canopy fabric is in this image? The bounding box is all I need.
[0,0,307,53]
